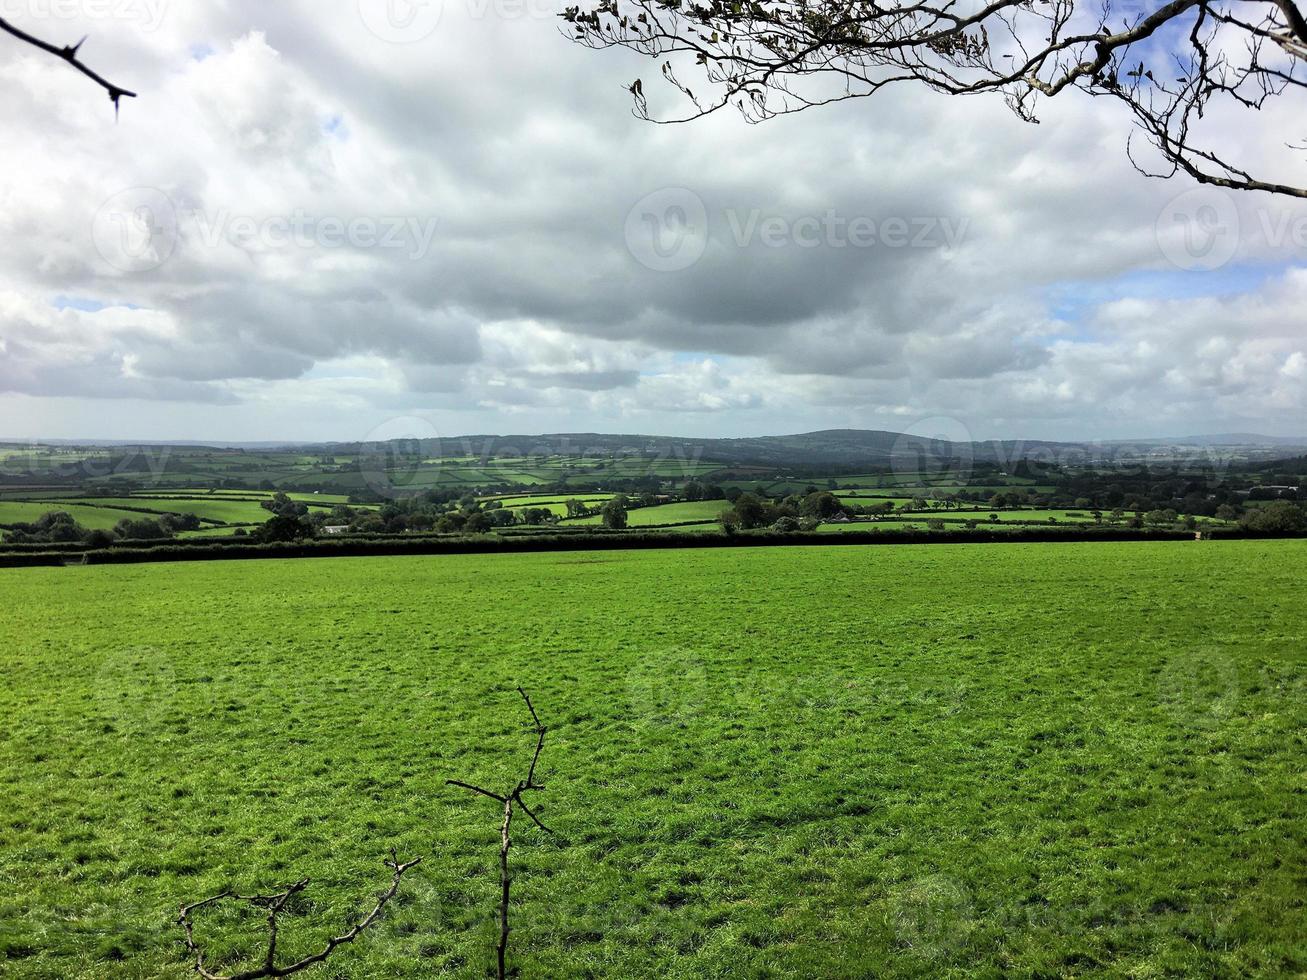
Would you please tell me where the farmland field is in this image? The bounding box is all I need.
[0,501,155,531]
[565,500,730,527]
[1,541,1304,978]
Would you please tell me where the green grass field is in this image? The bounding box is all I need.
[0,501,154,531]
[43,497,274,525]
[1,542,1304,978]
[565,500,730,527]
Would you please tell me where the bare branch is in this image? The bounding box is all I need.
[565,0,1307,196]
[448,688,555,980]
[177,853,422,980]
[445,779,509,803]
[0,15,137,114]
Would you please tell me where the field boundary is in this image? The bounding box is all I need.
[2,526,1302,568]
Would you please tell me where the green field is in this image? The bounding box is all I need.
[1,542,1304,977]
[0,501,153,531]
[43,497,274,525]
[565,500,730,527]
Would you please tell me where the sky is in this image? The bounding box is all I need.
[0,0,1305,444]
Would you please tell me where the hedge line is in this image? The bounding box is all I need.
[3,525,1301,569]
[66,526,1297,566]
[0,552,71,568]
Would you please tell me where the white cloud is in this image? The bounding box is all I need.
[0,1,1303,440]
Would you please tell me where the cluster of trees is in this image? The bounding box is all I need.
[721,491,846,532]
[1240,500,1307,533]
[2,510,201,545]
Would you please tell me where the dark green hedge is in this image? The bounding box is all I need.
[69,526,1273,565]
[4,524,1299,568]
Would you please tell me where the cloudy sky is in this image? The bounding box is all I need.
[0,0,1304,443]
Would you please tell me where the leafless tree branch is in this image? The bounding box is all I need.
[564,0,1307,196]
[176,851,422,980]
[447,687,554,980]
[0,15,137,114]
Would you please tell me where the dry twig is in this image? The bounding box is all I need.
[177,851,422,980]
[0,15,137,114]
[447,687,553,980]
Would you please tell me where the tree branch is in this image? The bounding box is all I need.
[0,15,137,114]
[177,852,422,980]
[566,0,1307,196]
[447,687,555,980]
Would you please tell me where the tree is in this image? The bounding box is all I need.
[800,491,843,520]
[1241,500,1307,531]
[569,0,1307,196]
[601,495,630,529]
[262,492,308,518]
[683,480,706,501]
[732,492,769,529]
[255,514,316,543]
[160,512,202,533]
[114,517,171,541]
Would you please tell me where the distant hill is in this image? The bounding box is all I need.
[8,430,1307,470]
[319,429,1307,469]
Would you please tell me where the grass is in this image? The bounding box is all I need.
[0,542,1305,978]
[43,497,275,525]
[565,501,730,527]
[0,501,153,531]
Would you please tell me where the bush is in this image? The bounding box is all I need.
[1240,500,1307,533]
[254,514,317,543]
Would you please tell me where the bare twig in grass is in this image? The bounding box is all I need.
[177,851,422,980]
[447,687,553,980]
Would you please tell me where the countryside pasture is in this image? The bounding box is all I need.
[1,541,1303,978]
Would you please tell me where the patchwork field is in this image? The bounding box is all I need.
[1,542,1304,978]
[564,500,731,527]
[0,501,153,531]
